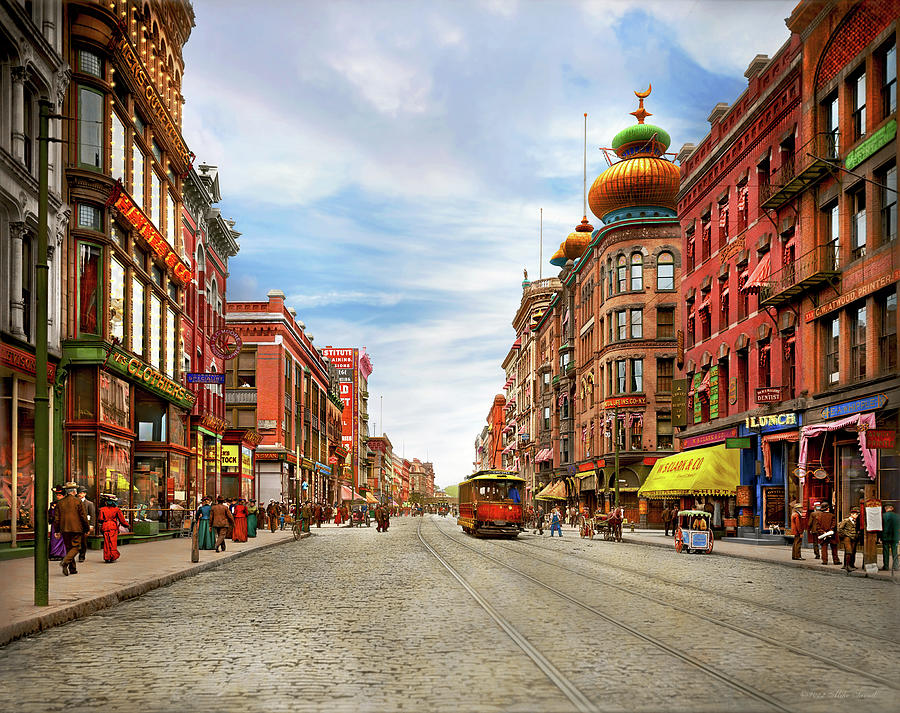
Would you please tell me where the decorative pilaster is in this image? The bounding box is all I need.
[8,221,26,337]
[11,67,27,164]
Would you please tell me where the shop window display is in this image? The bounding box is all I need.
[99,435,132,509]
[99,372,130,430]
[69,433,96,498]
[133,454,165,524]
[135,392,166,442]
[109,257,126,343]
[0,378,36,537]
[169,454,188,509]
[78,243,102,335]
[71,367,96,420]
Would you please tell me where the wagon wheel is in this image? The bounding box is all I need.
[675,527,683,553]
[604,526,614,541]
[707,531,714,554]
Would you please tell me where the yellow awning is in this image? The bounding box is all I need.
[365,492,378,504]
[638,444,739,499]
[536,480,568,500]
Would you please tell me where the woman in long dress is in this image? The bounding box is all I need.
[232,498,248,542]
[48,486,67,560]
[195,497,215,550]
[246,499,258,538]
[98,494,130,562]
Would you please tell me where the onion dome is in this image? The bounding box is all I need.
[588,85,679,225]
[550,216,594,267]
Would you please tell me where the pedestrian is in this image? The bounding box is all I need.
[267,501,278,533]
[98,493,130,563]
[807,502,822,559]
[669,506,679,536]
[880,504,898,572]
[53,482,89,576]
[211,496,235,552]
[232,498,248,542]
[662,504,671,536]
[381,504,390,532]
[246,499,258,538]
[325,504,333,524]
[610,505,623,542]
[279,503,286,531]
[195,497,215,550]
[790,502,804,560]
[549,507,563,537]
[314,501,323,528]
[225,498,235,539]
[334,504,343,526]
[76,485,95,563]
[533,506,544,535]
[817,503,839,565]
[838,507,860,571]
[48,486,67,561]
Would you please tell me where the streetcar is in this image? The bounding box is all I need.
[457,469,525,538]
[674,509,714,554]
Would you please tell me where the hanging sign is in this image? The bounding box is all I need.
[867,430,896,449]
[186,372,226,384]
[209,328,243,360]
[756,386,782,403]
[821,394,887,420]
[845,119,896,170]
[729,376,738,405]
[672,379,688,427]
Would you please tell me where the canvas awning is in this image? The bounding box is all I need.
[365,492,378,504]
[741,253,771,294]
[638,444,739,499]
[535,480,568,500]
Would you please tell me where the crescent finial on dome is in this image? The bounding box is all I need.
[630,84,652,124]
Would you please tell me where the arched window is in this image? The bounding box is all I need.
[196,243,206,273]
[617,255,627,293]
[630,253,643,291]
[607,258,614,294]
[211,279,219,314]
[657,252,675,290]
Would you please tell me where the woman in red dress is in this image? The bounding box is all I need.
[98,494,129,563]
[232,498,249,542]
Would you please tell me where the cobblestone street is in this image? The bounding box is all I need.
[0,516,898,713]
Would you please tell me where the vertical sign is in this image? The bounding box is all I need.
[671,379,688,427]
[321,347,359,486]
[693,372,703,424]
[709,364,719,420]
[729,376,738,405]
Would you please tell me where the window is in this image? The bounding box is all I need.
[700,302,711,340]
[78,243,101,335]
[23,85,34,171]
[630,253,643,290]
[152,172,163,230]
[560,437,570,464]
[851,70,866,140]
[825,316,840,385]
[615,310,627,340]
[882,42,897,118]
[657,413,673,450]
[543,407,550,431]
[237,350,256,388]
[132,142,145,210]
[168,282,179,302]
[656,307,674,338]
[825,93,839,155]
[720,284,730,330]
[78,203,101,231]
[631,359,643,392]
[737,349,749,411]
[657,358,673,393]
[879,292,897,374]
[825,202,840,268]
[111,112,126,182]
[79,50,102,77]
[166,307,176,378]
[758,341,771,388]
[110,257,126,343]
[718,203,728,247]
[149,294,161,369]
[880,163,897,244]
[167,191,177,240]
[701,219,711,261]
[630,309,642,338]
[782,337,794,401]
[78,86,103,169]
[718,357,729,418]
[616,360,627,394]
[135,391,166,442]
[134,113,146,137]
[132,276,145,356]
[617,256,627,293]
[657,252,674,290]
[151,263,164,288]
[851,185,866,260]
[850,304,866,381]
[152,140,163,163]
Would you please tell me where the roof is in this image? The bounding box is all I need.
[677,509,712,517]
[461,470,525,484]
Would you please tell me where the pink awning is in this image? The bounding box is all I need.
[340,485,353,500]
[742,253,771,294]
[800,412,877,482]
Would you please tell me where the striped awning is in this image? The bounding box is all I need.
[742,253,771,294]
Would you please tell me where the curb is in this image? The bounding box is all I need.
[0,534,301,647]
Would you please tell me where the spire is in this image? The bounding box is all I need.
[630,84,652,124]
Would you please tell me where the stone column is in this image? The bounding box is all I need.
[9,221,26,337]
[11,66,27,163]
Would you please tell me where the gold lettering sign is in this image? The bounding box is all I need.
[106,346,195,409]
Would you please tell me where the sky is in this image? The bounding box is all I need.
[181,0,797,488]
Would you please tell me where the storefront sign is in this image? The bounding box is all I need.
[693,372,703,424]
[726,437,752,449]
[866,429,896,449]
[736,485,753,507]
[719,234,745,264]
[242,429,262,447]
[755,386,782,403]
[763,486,785,528]
[255,452,281,461]
[106,346,195,409]
[111,31,193,170]
[729,376,738,405]
[845,119,896,170]
[745,412,799,431]
[821,394,887,420]
[709,365,720,420]
[317,462,332,475]
[676,330,684,365]
[241,447,253,478]
[603,395,647,409]
[805,270,900,322]
[0,343,56,380]
[221,445,240,469]
[681,427,738,450]
[301,457,315,469]
[107,185,192,284]
[186,372,226,384]
[197,412,228,434]
[209,328,243,360]
[672,379,688,427]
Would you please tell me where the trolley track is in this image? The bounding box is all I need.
[485,533,899,692]
[420,518,794,713]
[516,533,898,645]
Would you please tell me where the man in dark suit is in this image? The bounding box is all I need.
[53,482,89,575]
[211,496,235,552]
[77,485,95,562]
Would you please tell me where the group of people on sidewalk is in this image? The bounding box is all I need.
[526,504,624,542]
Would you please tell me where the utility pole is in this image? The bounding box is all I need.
[33,100,53,606]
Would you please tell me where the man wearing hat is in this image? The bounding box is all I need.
[53,482,89,575]
[838,507,860,571]
[210,495,235,552]
[76,485,95,563]
[806,502,822,560]
[790,502,804,560]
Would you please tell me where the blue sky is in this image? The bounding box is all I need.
[182,0,796,487]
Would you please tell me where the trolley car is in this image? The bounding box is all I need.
[457,470,525,538]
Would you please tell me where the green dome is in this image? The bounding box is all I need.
[611,123,671,152]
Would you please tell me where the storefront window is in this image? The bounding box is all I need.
[99,434,132,509]
[168,405,186,446]
[839,445,870,519]
[133,454,165,524]
[78,243,102,335]
[204,436,218,498]
[0,379,37,536]
[149,294,161,369]
[71,366,96,420]
[135,391,166,442]
[69,433,96,498]
[111,111,126,182]
[99,372,130,429]
[132,142,145,210]
[110,256,126,342]
[131,276,145,357]
[169,454,188,509]
[166,307,176,377]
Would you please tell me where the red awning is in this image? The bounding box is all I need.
[512,337,522,350]
[742,253,771,294]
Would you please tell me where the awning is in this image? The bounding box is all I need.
[365,492,378,504]
[535,448,552,462]
[340,485,353,500]
[535,481,568,500]
[741,253,771,294]
[638,444,739,499]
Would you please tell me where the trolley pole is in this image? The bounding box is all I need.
[613,406,620,508]
[33,100,52,606]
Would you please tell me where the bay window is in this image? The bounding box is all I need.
[78,243,102,336]
[110,257,126,342]
[111,112,126,182]
[149,294,161,369]
[132,276,145,357]
[78,86,103,170]
[132,142,145,209]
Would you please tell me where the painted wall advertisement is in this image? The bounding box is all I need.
[321,347,359,485]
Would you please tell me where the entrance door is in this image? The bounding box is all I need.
[838,443,870,520]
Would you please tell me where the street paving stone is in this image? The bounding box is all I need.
[0,515,897,713]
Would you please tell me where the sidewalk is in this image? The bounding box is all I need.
[0,527,298,647]
[616,527,897,581]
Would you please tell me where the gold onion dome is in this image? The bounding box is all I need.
[588,85,680,225]
[550,216,594,267]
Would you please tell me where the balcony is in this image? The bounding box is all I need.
[759,244,841,307]
[226,388,256,406]
[760,133,837,210]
